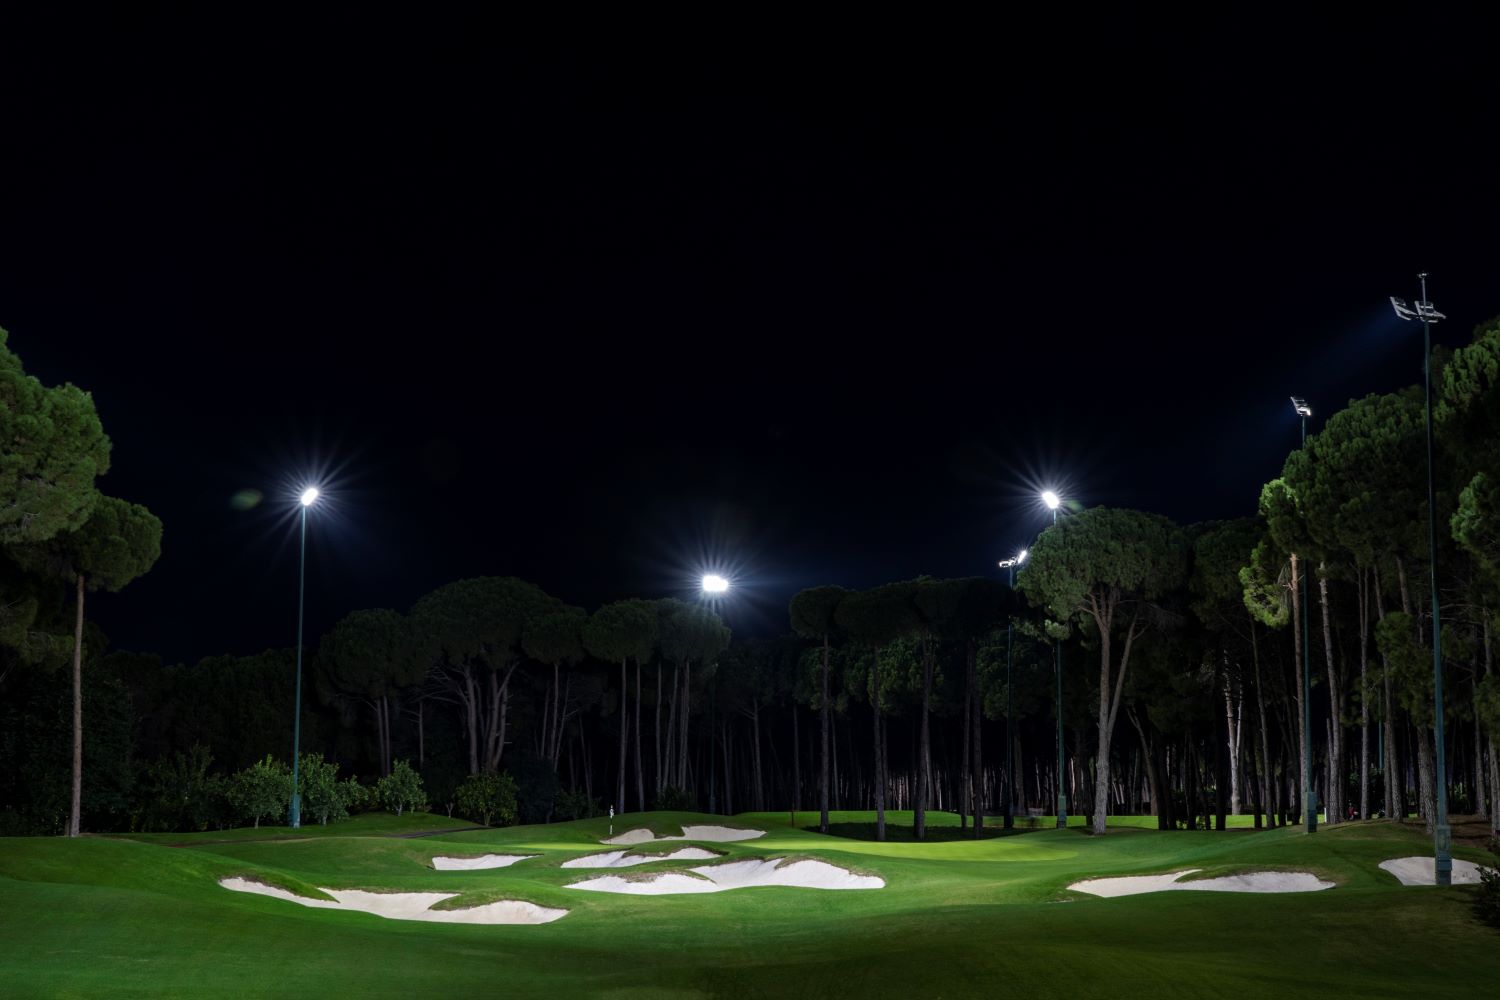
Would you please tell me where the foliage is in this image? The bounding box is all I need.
[509,751,559,824]
[454,771,517,827]
[375,759,426,816]
[231,756,292,828]
[1476,837,1500,929]
[553,787,601,821]
[297,752,354,826]
[789,585,848,640]
[1018,507,1187,623]
[0,328,111,546]
[317,608,423,703]
[652,785,694,811]
[133,745,232,832]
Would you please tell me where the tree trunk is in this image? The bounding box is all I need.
[872,649,885,841]
[616,658,627,815]
[1417,723,1435,834]
[417,697,425,768]
[1358,566,1370,820]
[960,663,971,832]
[752,704,764,811]
[679,660,692,795]
[664,663,679,789]
[69,573,85,838]
[1318,566,1342,825]
[792,703,801,816]
[972,642,985,837]
[819,634,830,833]
[721,719,734,816]
[634,661,646,811]
[1089,596,1139,836]
[1224,665,1241,816]
[915,639,933,840]
[1251,621,1277,828]
[1473,680,1486,819]
[462,666,480,774]
[655,663,664,795]
[1290,553,1308,825]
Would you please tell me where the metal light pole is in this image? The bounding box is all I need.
[288,486,319,828]
[1391,277,1452,885]
[702,574,730,816]
[1290,398,1316,834]
[997,549,1028,830]
[1042,490,1065,829]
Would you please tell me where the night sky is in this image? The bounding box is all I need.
[3,10,1498,662]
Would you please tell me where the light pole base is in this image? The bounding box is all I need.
[1435,823,1453,886]
[289,792,301,829]
[1057,795,1067,829]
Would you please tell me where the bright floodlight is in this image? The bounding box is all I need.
[1041,490,1061,510]
[299,487,320,507]
[999,548,1029,570]
[1290,396,1312,418]
[702,574,729,594]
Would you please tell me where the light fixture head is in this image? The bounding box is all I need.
[1290,396,1312,418]
[701,573,729,594]
[1390,296,1418,322]
[299,487,320,507]
[1018,548,1028,564]
[1041,490,1061,510]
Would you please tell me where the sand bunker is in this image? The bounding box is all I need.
[431,854,535,871]
[1379,856,1492,886]
[567,857,884,895]
[601,824,765,846]
[562,847,722,869]
[219,877,566,924]
[1069,868,1333,898]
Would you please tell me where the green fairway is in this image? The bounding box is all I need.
[1,811,1495,998]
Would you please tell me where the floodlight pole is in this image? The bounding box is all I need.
[1052,506,1066,830]
[289,502,308,828]
[1005,561,1016,830]
[1387,276,1451,884]
[1418,273,1452,886]
[998,554,1026,830]
[1300,409,1316,835]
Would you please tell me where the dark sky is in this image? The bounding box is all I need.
[3,10,1498,662]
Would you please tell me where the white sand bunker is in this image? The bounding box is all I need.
[567,857,884,895]
[1069,868,1333,898]
[220,877,566,924]
[431,854,535,871]
[602,824,765,846]
[562,847,722,869]
[1379,856,1493,885]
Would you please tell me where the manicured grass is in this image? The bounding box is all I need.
[2,810,1495,998]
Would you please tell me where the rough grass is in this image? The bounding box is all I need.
[2,810,1497,998]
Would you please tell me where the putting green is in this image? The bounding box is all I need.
[1,810,1495,998]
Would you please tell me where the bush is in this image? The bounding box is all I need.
[554,788,601,822]
[231,756,292,828]
[376,760,426,816]
[133,745,234,832]
[652,786,694,812]
[455,772,517,827]
[339,776,369,816]
[297,753,350,826]
[1476,837,1500,929]
[509,752,558,825]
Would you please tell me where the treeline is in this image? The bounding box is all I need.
[5,317,1500,842]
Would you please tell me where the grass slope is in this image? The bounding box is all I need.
[1,811,1495,998]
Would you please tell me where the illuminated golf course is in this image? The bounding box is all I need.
[3,810,1496,997]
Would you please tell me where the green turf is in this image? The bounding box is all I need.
[2,810,1495,998]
